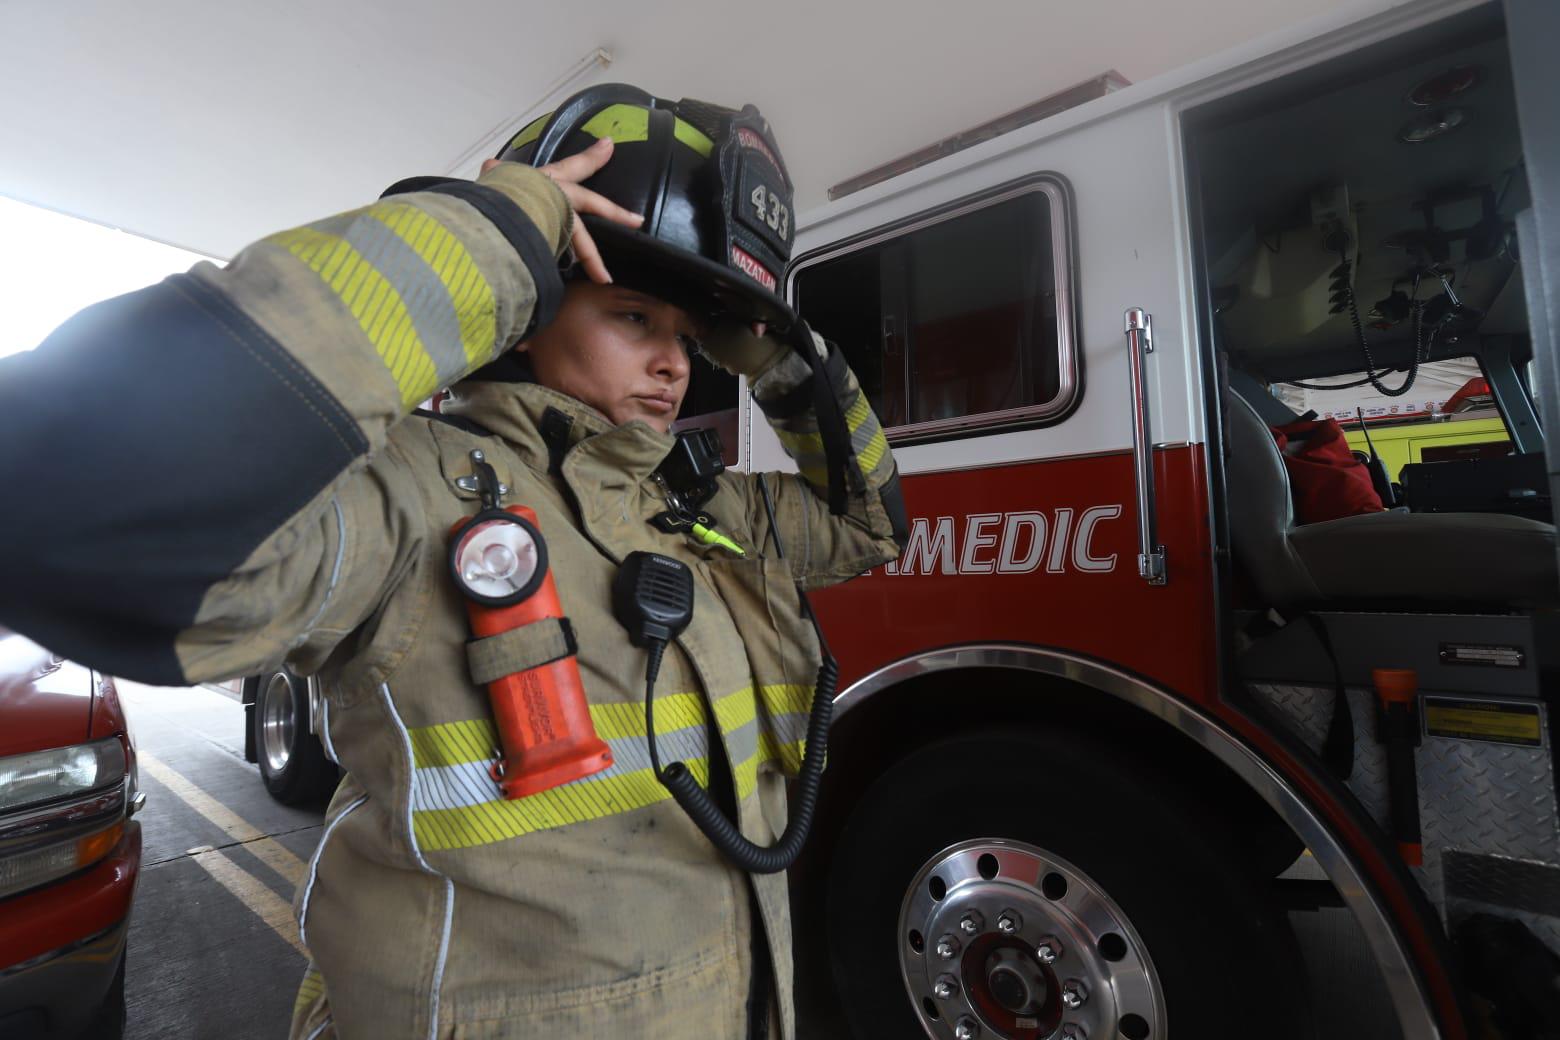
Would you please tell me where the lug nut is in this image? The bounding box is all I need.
[1061,979,1088,1009]
[1035,937,1062,963]
[996,910,1022,934]
[933,974,960,1000]
[954,1018,981,1039]
[958,911,985,935]
[936,934,961,960]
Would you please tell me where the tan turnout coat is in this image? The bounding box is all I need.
[157,166,903,1038]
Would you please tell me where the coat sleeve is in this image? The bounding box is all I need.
[732,340,909,590]
[0,167,571,684]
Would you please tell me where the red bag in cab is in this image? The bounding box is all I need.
[1269,418,1385,524]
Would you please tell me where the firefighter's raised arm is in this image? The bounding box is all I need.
[0,144,635,685]
[704,322,910,588]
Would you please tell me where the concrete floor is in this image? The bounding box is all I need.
[117,680,324,1040]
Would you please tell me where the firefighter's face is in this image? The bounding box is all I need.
[519,283,699,433]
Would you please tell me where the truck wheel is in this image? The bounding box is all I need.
[826,731,1314,1040]
[246,668,335,806]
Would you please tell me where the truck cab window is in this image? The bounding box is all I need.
[791,181,1075,441]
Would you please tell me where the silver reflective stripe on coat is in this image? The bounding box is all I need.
[411,720,728,813]
[297,793,367,948]
[402,688,809,853]
[380,683,455,1040]
[296,498,348,644]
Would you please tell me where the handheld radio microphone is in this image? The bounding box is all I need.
[613,540,836,875]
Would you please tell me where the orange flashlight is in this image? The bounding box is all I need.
[449,502,612,799]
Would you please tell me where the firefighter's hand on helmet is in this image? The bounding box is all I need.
[700,320,829,383]
[478,137,644,285]
[699,320,788,379]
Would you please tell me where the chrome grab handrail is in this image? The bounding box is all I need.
[1125,308,1167,585]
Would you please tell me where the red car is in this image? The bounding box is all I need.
[0,633,142,1039]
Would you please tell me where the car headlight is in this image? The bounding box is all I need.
[0,739,129,899]
[0,738,126,815]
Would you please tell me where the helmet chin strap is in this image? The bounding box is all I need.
[784,319,852,516]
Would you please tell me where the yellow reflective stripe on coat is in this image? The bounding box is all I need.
[294,965,325,1018]
[266,202,499,408]
[409,689,735,769]
[757,684,813,775]
[407,685,812,851]
[775,388,891,485]
[368,203,496,369]
[851,395,891,473]
[759,683,812,715]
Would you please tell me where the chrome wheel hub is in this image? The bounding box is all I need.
[899,839,1164,1039]
[260,671,296,774]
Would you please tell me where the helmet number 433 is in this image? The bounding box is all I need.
[751,185,790,239]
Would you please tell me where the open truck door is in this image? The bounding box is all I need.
[1508,0,1560,580]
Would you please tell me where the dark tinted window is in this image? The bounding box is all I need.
[793,185,1072,437]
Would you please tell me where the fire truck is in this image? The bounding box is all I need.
[238,0,1560,1034]
[772,1,1558,1038]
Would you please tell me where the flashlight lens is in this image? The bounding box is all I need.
[455,517,541,601]
[482,543,519,577]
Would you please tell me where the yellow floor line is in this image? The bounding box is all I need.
[138,752,308,890]
[191,848,308,957]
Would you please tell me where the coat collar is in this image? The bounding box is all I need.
[442,380,676,487]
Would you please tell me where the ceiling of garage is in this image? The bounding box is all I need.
[3,0,1353,259]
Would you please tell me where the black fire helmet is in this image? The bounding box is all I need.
[495,84,798,330]
[384,85,852,514]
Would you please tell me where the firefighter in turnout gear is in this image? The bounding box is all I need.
[0,86,908,1038]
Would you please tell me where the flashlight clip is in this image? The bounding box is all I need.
[456,448,508,510]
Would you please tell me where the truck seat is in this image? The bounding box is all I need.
[1226,389,1558,608]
